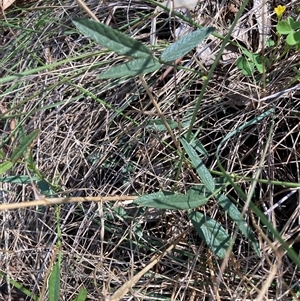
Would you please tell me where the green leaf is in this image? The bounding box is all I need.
[0,149,5,159]
[242,49,255,60]
[253,54,263,73]
[73,19,152,58]
[189,211,231,258]
[276,20,292,35]
[180,138,215,192]
[98,57,160,79]
[187,185,211,198]
[0,175,56,197]
[147,119,179,131]
[147,119,192,131]
[0,175,38,184]
[73,288,87,301]
[184,134,208,157]
[18,126,26,145]
[37,180,57,197]
[288,17,300,30]
[49,262,60,301]
[7,280,39,301]
[286,31,300,46]
[217,194,260,257]
[237,57,254,76]
[134,189,208,210]
[10,129,40,163]
[0,161,13,176]
[160,27,215,62]
[266,39,275,47]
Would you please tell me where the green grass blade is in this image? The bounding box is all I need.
[218,109,274,146]
[73,288,87,301]
[180,138,215,192]
[10,129,40,163]
[0,161,13,176]
[49,262,60,301]
[0,51,104,85]
[217,193,260,256]
[7,279,39,301]
[73,19,152,58]
[189,211,231,258]
[134,189,208,210]
[161,27,215,62]
[98,57,160,79]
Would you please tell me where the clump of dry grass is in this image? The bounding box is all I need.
[0,0,300,300]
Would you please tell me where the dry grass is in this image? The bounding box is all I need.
[0,0,300,300]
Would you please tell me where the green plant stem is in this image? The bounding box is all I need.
[0,51,106,85]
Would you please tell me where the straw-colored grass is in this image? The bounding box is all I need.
[0,0,300,300]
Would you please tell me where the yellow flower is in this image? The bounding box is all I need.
[274,5,286,18]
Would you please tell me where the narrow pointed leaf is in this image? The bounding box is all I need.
[147,119,179,131]
[217,194,260,257]
[0,149,5,159]
[161,27,215,62]
[7,280,38,301]
[73,19,152,58]
[184,134,209,157]
[180,138,215,192]
[10,129,40,163]
[73,288,87,301]
[0,175,38,184]
[189,211,231,258]
[0,161,13,176]
[49,262,60,301]
[134,189,208,210]
[147,119,192,131]
[98,57,160,79]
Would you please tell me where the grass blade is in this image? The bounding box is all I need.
[49,262,60,301]
[0,161,13,176]
[73,288,87,301]
[10,129,40,163]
